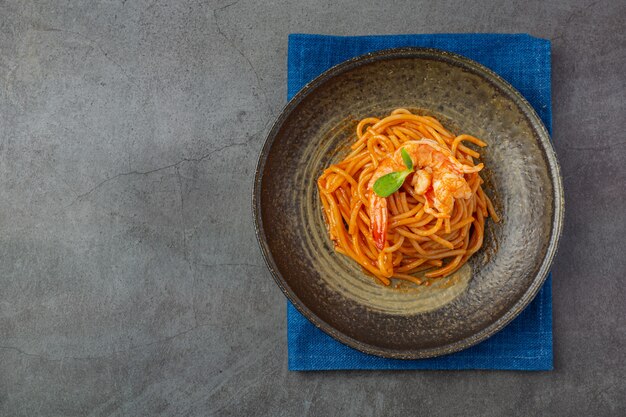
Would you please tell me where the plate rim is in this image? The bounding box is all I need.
[252,47,564,359]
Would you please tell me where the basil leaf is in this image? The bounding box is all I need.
[373,170,412,197]
[401,148,413,170]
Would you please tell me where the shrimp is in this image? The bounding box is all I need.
[367,139,483,250]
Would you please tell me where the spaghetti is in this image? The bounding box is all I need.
[317,109,499,287]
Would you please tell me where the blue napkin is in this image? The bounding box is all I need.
[287,34,553,371]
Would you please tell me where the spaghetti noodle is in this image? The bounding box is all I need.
[317,109,499,286]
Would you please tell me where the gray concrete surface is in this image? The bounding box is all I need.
[0,0,624,416]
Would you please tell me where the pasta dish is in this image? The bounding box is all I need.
[317,109,499,286]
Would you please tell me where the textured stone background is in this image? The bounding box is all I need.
[0,1,624,416]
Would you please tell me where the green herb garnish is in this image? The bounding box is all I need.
[373,148,414,197]
[401,147,413,170]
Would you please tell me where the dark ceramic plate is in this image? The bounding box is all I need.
[253,48,563,359]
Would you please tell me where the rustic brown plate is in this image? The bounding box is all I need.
[253,48,563,359]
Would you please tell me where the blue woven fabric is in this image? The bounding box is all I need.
[287,34,553,371]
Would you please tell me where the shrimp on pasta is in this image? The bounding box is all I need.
[317,108,499,287]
